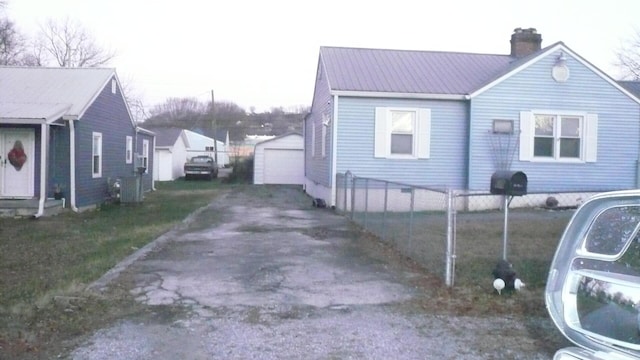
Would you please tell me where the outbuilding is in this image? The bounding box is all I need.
[253,132,304,185]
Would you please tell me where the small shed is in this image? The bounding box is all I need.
[254,132,304,185]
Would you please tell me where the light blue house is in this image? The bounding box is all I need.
[304,28,640,207]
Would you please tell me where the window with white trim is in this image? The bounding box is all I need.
[142,139,149,173]
[126,136,133,164]
[374,107,431,159]
[519,111,598,162]
[92,132,102,178]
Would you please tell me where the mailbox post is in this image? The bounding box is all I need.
[490,171,527,260]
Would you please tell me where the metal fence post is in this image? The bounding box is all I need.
[364,178,369,230]
[409,188,415,250]
[350,176,356,220]
[383,181,388,241]
[344,171,350,213]
[445,189,456,287]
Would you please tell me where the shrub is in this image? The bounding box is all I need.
[225,156,254,183]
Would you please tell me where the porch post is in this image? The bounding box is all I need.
[35,123,48,217]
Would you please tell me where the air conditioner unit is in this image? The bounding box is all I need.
[134,154,146,174]
[120,176,142,203]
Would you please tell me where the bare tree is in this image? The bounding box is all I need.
[0,17,25,65]
[617,28,640,80]
[0,1,29,65]
[144,97,210,128]
[32,17,115,67]
[118,75,148,123]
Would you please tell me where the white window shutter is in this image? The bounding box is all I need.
[519,111,533,161]
[585,113,598,162]
[416,108,431,159]
[374,107,388,158]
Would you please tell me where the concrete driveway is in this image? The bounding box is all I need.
[71,186,557,359]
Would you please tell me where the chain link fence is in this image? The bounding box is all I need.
[336,172,455,285]
[336,172,612,287]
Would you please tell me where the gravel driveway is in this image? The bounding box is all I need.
[71,186,560,359]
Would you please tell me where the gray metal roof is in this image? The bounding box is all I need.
[320,47,515,95]
[146,127,184,147]
[0,66,115,120]
[619,80,640,99]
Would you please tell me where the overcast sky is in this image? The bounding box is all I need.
[5,0,640,113]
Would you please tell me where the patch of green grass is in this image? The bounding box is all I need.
[0,180,224,358]
[353,207,573,313]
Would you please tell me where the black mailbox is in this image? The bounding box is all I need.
[490,171,527,196]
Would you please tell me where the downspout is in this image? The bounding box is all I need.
[151,131,156,191]
[330,94,339,207]
[69,119,79,212]
[134,126,138,174]
[33,123,48,218]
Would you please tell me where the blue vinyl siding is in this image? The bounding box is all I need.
[306,59,333,186]
[49,124,71,197]
[336,97,468,189]
[75,77,138,207]
[470,50,640,192]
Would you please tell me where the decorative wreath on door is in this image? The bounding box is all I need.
[8,140,27,171]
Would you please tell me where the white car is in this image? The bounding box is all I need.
[546,190,640,359]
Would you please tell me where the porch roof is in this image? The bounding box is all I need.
[0,102,72,124]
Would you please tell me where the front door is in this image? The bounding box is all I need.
[0,129,35,198]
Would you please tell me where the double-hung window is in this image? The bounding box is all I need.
[375,107,431,159]
[142,139,149,173]
[390,111,415,155]
[125,136,133,164]
[520,111,597,162]
[534,114,581,158]
[92,132,102,178]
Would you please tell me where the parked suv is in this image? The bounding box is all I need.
[546,190,640,359]
[184,155,218,180]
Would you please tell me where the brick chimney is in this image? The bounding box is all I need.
[510,28,542,57]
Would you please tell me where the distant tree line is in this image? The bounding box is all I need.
[0,0,308,136]
[143,97,306,142]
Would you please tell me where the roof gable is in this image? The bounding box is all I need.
[470,42,640,104]
[184,129,220,150]
[319,43,640,105]
[254,132,302,147]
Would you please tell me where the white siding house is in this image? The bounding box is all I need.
[151,127,189,181]
[254,133,304,185]
[150,127,227,181]
[184,130,229,167]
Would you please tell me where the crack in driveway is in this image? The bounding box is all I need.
[72,186,557,359]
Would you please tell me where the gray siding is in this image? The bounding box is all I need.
[470,49,640,192]
[336,97,468,189]
[306,59,333,186]
[75,76,138,207]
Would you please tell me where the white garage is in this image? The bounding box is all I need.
[254,133,304,185]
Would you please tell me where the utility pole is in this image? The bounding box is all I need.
[211,90,218,164]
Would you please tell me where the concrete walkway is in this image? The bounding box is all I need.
[71,186,556,359]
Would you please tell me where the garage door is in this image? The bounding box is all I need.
[263,149,304,185]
